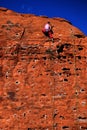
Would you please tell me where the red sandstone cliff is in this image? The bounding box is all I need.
[0,7,87,130]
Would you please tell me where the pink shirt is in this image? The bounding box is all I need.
[44,23,51,31]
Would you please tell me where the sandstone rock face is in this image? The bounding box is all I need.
[0,7,87,130]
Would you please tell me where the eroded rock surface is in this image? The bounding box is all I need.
[0,7,87,130]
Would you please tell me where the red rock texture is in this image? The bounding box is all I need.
[0,7,87,130]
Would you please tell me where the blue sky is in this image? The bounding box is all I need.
[0,0,87,35]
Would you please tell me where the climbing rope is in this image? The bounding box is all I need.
[70,28,79,127]
[49,60,56,130]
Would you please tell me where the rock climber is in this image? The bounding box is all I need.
[42,21,54,42]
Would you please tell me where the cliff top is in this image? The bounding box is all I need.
[0,7,86,44]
